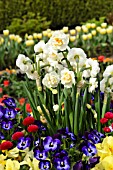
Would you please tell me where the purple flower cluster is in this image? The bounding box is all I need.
[0,98,17,139]
[33,127,76,170]
[73,129,105,169]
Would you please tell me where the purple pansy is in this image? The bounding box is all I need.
[1,120,13,130]
[4,108,17,119]
[0,105,4,118]
[34,148,48,160]
[43,136,61,152]
[2,97,16,108]
[0,132,5,140]
[81,141,97,157]
[54,156,70,170]
[17,137,31,150]
[39,160,51,170]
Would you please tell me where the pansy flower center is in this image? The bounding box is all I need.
[88,148,92,153]
[49,142,54,147]
[5,124,8,128]
[60,161,65,167]
[8,111,11,115]
[39,153,43,158]
[21,141,26,146]
[43,165,47,169]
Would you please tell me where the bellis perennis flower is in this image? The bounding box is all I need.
[22,116,35,126]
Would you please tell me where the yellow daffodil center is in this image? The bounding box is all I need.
[62,73,72,83]
[54,38,63,46]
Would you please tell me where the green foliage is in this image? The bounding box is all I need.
[7,12,51,35]
[0,0,113,33]
[81,17,106,26]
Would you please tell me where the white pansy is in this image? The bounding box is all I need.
[42,71,60,88]
[48,31,69,51]
[88,78,98,93]
[83,58,100,78]
[61,68,75,88]
[34,40,46,53]
[53,104,59,111]
[67,48,87,70]
[16,54,31,72]
[103,65,113,78]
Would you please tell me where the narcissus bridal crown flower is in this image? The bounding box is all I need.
[61,68,75,88]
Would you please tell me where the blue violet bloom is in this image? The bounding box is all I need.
[54,156,70,170]
[4,108,17,119]
[2,97,16,108]
[34,148,48,160]
[1,120,13,130]
[0,132,5,140]
[81,141,97,157]
[0,105,4,118]
[43,136,61,152]
[39,160,51,170]
[17,137,31,150]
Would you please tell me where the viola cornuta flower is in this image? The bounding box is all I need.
[2,97,16,108]
[43,136,61,152]
[0,132,5,140]
[39,160,51,170]
[0,105,4,118]
[17,137,31,150]
[53,156,70,170]
[34,148,48,160]
[4,108,17,119]
[1,120,13,130]
[81,141,97,157]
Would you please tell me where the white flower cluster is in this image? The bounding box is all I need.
[100,65,113,93]
[16,31,100,92]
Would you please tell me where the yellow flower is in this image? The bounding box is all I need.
[62,27,69,33]
[101,22,107,28]
[82,34,88,40]
[91,30,96,36]
[25,40,34,46]
[3,29,9,36]
[9,34,15,40]
[6,159,20,170]
[69,36,76,42]
[27,35,33,40]
[70,29,76,35]
[99,28,106,35]
[37,33,42,39]
[101,155,113,170]
[91,23,96,29]
[43,30,48,36]
[33,33,38,39]
[6,147,19,158]
[75,26,81,32]
[86,23,91,29]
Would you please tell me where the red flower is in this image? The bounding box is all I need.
[98,55,105,62]
[12,132,24,140]
[26,103,32,113]
[103,127,111,133]
[27,125,38,132]
[22,117,35,126]
[15,108,21,112]
[0,141,13,150]
[0,87,3,93]
[104,112,113,119]
[100,118,108,124]
[3,80,10,87]
[19,98,25,105]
